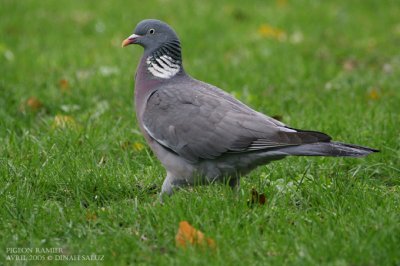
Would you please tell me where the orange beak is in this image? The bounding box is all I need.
[121,34,140,47]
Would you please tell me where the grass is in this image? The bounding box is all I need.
[1,0,399,265]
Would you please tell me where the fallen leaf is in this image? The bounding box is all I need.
[247,188,267,207]
[258,24,286,41]
[176,221,216,249]
[52,114,78,129]
[368,88,380,100]
[133,142,145,151]
[59,79,69,93]
[22,96,43,112]
[121,141,145,152]
[85,211,97,222]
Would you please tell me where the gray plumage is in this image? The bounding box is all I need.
[122,19,378,196]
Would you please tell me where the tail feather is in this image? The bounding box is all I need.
[280,141,379,157]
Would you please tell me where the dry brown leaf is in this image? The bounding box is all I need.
[368,88,380,100]
[20,96,44,112]
[59,79,70,93]
[26,97,43,110]
[52,114,78,129]
[247,188,267,207]
[85,211,97,222]
[175,221,216,249]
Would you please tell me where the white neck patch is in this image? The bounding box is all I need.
[146,55,180,79]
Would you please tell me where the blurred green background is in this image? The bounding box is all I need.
[1,0,399,265]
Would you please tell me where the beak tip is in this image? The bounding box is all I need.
[121,39,130,48]
[122,34,140,48]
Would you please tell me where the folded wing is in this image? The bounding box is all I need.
[142,83,331,162]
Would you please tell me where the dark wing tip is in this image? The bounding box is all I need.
[285,127,332,143]
[334,142,380,154]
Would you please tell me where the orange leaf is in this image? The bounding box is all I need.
[27,97,43,110]
[20,96,44,112]
[59,79,69,92]
[176,221,215,249]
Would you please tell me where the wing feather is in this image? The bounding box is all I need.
[142,81,331,162]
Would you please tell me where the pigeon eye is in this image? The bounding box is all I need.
[149,29,155,34]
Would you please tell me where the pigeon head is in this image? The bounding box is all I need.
[122,19,183,79]
[122,19,179,50]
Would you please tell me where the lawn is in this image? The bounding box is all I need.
[1,0,399,265]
